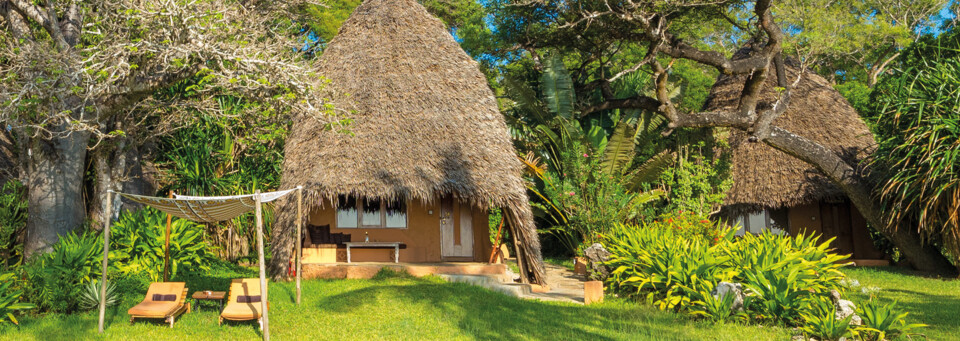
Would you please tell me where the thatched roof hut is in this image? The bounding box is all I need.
[269,0,545,284]
[704,59,876,214]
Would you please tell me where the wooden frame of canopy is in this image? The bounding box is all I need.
[96,187,305,341]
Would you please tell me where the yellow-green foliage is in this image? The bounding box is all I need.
[603,222,849,326]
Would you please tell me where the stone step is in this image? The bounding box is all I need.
[438,274,532,298]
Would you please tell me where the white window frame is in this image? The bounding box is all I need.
[336,196,408,229]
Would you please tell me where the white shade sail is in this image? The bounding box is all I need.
[120,188,297,223]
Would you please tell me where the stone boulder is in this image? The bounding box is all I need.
[583,243,612,280]
[831,290,862,325]
[711,282,744,312]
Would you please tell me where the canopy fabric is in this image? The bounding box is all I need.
[120,188,297,223]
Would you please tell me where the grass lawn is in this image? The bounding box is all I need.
[2,264,956,340]
[842,267,960,341]
[1,263,791,341]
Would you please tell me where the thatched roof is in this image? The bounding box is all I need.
[270,0,545,284]
[705,59,876,212]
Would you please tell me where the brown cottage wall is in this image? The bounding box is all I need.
[307,198,491,263]
[788,203,823,236]
[787,201,884,259]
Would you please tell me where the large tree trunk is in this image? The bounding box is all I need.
[87,139,155,228]
[23,130,90,258]
[764,127,958,276]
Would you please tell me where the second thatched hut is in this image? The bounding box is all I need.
[706,57,886,262]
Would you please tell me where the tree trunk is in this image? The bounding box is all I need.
[87,139,155,228]
[23,130,90,258]
[764,127,958,276]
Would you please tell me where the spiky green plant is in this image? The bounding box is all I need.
[870,32,960,262]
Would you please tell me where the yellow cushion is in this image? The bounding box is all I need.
[128,282,186,317]
[221,278,265,321]
[220,302,263,320]
[128,301,179,317]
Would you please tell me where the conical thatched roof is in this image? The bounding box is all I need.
[269,0,545,284]
[705,59,876,213]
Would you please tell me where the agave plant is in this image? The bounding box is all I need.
[856,300,926,341]
[800,298,856,341]
[78,279,119,311]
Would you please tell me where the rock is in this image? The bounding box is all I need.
[831,290,862,325]
[583,243,612,280]
[710,282,744,312]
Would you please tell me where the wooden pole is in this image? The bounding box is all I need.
[296,186,302,306]
[488,218,504,263]
[98,190,113,334]
[163,190,172,282]
[506,208,530,284]
[255,190,270,341]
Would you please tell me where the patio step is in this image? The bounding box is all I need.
[437,274,533,298]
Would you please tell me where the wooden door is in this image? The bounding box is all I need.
[440,196,473,259]
[820,202,855,255]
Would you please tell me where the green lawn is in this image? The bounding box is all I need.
[842,267,960,341]
[2,265,957,340]
[1,264,790,341]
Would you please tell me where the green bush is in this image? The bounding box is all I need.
[856,300,926,341]
[603,222,851,327]
[23,231,103,313]
[0,271,35,325]
[0,181,27,268]
[603,222,737,312]
[78,279,119,311]
[800,298,855,341]
[110,208,213,281]
[647,211,725,245]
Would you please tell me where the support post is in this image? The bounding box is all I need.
[255,190,270,341]
[296,186,302,306]
[507,211,530,284]
[163,190,172,282]
[98,190,113,334]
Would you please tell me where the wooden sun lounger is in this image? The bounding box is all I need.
[127,282,190,327]
[220,278,268,330]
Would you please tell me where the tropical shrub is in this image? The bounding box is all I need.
[868,30,960,262]
[800,298,856,341]
[0,271,35,325]
[856,300,926,341]
[79,279,119,311]
[603,221,851,327]
[23,231,103,313]
[603,222,737,312]
[0,180,27,268]
[110,208,214,281]
[647,211,725,245]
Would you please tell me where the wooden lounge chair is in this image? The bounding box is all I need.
[220,278,268,329]
[128,282,190,327]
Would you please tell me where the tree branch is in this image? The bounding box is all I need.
[0,0,32,41]
[9,0,69,50]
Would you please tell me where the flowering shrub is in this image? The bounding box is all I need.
[647,211,724,245]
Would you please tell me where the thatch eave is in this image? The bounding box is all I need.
[704,55,876,213]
